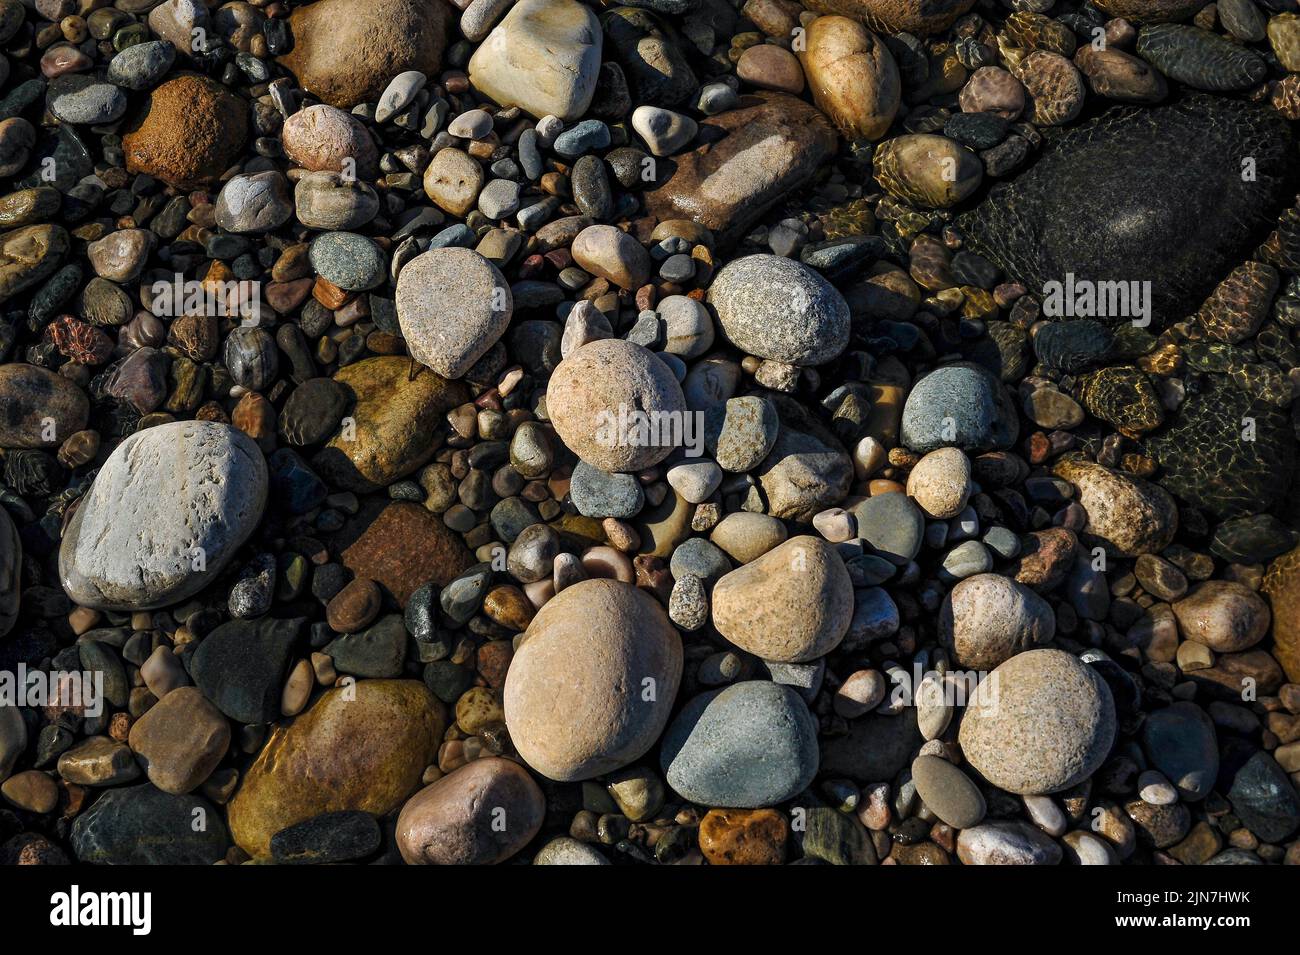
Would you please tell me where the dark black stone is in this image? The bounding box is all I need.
[1144,378,1297,519]
[71,784,228,864]
[944,111,1009,150]
[323,614,407,678]
[1226,750,1300,843]
[268,447,328,515]
[270,810,382,865]
[1032,319,1116,373]
[959,95,1296,329]
[188,616,302,724]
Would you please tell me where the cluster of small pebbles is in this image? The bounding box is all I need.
[0,0,1299,868]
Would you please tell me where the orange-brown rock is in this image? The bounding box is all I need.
[336,501,473,606]
[699,807,789,864]
[277,0,450,108]
[122,75,248,189]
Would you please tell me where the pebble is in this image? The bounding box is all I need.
[397,247,512,378]
[698,807,788,865]
[1171,580,1270,653]
[270,811,382,865]
[468,0,602,121]
[127,686,230,794]
[397,757,545,864]
[940,573,1055,669]
[533,836,610,865]
[912,755,986,829]
[800,15,899,139]
[631,105,697,156]
[957,820,1063,865]
[72,784,227,864]
[228,680,443,859]
[708,254,850,366]
[546,338,686,472]
[1141,701,1220,802]
[59,422,267,610]
[901,363,1019,453]
[906,447,971,519]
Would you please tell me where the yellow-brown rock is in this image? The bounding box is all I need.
[228,679,445,859]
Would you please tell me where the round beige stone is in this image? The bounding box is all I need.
[959,649,1116,795]
[711,535,854,663]
[503,578,683,781]
[939,573,1056,670]
[546,338,686,472]
[906,446,972,519]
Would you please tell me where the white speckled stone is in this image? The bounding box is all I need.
[59,421,268,611]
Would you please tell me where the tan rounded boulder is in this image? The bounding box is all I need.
[800,16,900,140]
[228,679,445,859]
[122,74,248,189]
[906,446,972,519]
[546,338,686,472]
[959,649,1116,795]
[504,579,683,781]
[1172,580,1270,653]
[1053,457,1178,557]
[277,0,450,108]
[939,573,1056,670]
[1262,546,1300,683]
[711,535,854,663]
[396,757,545,864]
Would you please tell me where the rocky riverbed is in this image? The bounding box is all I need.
[0,0,1299,867]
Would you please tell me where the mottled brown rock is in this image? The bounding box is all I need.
[799,15,899,140]
[711,536,853,663]
[1263,546,1300,683]
[313,356,470,492]
[643,93,837,247]
[0,362,88,449]
[1053,456,1178,557]
[336,501,473,607]
[1172,580,1270,653]
[698,807,788,864]
[1093,0,1206,22]
[122,75,248,189]
[396,757,544,864]
[228,679,444,859]
[127,686,230,794]
[277,0,450,109]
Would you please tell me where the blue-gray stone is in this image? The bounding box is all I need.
[1142,701,1219,802]
[107,40,176,90]
[323,614,407,678]
[71,784,228,864]
[660,681,819,808]
[900,362,1019,453]
[569,461,644,518]
[309,232,386,290]
[669,536,731,585]
[853,493,924,565]
[552,119,610,157]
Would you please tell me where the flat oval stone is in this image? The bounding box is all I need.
[71,784,228,864]
[59,421,268,611]
[958,96,1295,330]
[504,578,683,781]
[707,253,850,366]
[1135,24,1267,92]
[912,754,987,829]
[396,757,544,864]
